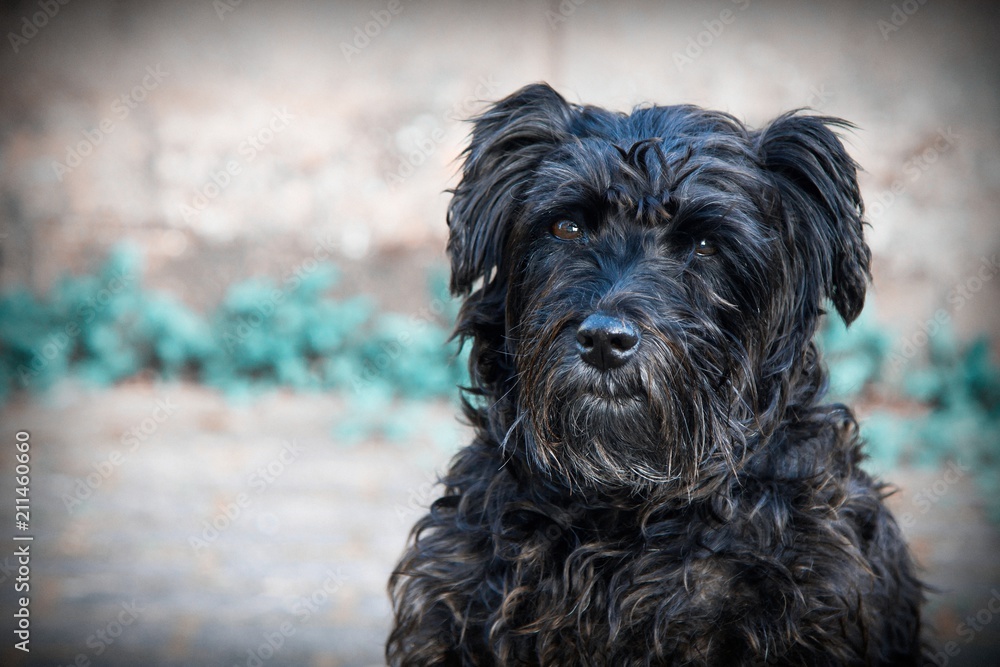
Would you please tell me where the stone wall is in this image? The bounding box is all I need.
[1,0,997,335]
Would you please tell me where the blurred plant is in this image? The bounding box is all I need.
[0,246,171,394]
[0,246,468,410]
[819,306,1000,521]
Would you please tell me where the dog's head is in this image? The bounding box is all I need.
[448,83,870,495]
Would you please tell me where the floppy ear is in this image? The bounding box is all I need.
[447,83,574,295]
[756,113,871,324]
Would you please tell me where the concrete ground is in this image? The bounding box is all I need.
[0,382,465,666]
[0,381,999,666]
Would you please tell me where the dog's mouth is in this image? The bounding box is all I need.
[523,385,679,490]
[543,359,665,439]
[577,374,645,402]
[571,392,652,430]
[584,391,643,406]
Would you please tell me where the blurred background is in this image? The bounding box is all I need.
[0,0,998,665]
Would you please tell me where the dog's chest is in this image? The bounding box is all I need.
[498,513,773,658]
[561,524,747,603]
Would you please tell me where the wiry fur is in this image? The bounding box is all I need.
[388,84,925,666]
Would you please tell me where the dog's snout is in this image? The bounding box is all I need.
[577,313,640,371]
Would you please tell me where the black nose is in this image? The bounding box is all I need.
[576,313,641,371]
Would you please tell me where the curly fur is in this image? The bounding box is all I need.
[388,83,925,666]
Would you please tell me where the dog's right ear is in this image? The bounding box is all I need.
[448,83,574,294]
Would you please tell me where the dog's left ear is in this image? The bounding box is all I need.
[756,113,871,324]
[447,83,574,295]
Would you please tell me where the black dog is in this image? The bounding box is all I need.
[388,83,925,666]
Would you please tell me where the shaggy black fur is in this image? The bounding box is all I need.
[388,83,925,666]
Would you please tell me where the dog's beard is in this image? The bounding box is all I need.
[515,317,746,495]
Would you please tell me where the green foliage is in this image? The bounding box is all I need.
[0,246,146,392]
[0,247,468,409]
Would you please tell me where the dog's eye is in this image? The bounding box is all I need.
[694,239,718,257]
[551,219,583,241]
